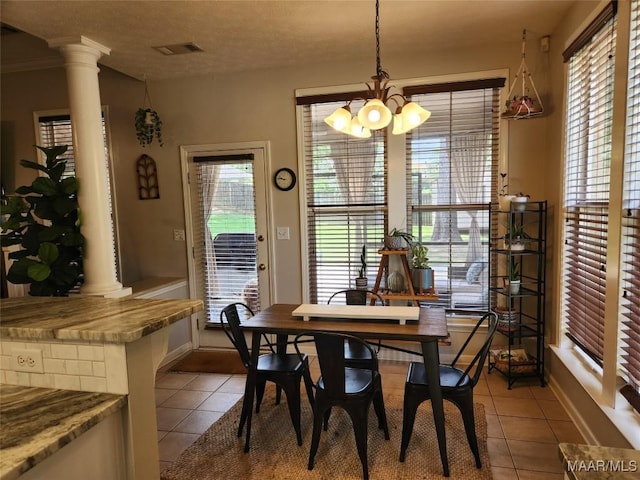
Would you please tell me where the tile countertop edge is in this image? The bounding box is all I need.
[0,385,127,480]
[559,442,640,479]
[0,297,203,343]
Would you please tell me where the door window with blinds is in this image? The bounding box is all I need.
[620,0,640,411]
[404,79,503,311]
[299,100,386,304]
[561,4,617,366]
[35,110,121,281]
[190,155,260,324]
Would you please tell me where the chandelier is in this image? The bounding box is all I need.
[324,0,431,138]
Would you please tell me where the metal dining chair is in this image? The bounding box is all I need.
[294,331,390,480]
[399,311,499,467]
[219,302,314,451]
[327,289,385,369]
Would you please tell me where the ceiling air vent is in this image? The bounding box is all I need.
[153,42,203,56]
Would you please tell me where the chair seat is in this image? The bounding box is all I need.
[257,353,306,373]
[318,367,377,395]
[406,361,471,389]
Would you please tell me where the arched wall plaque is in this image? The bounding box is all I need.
[136,154,159,200]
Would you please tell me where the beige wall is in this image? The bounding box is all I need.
[1,32,559,292]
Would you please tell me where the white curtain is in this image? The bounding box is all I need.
[199,163,221,298]
[451,133,487,265]
[332,143,375,204]
[332,141,376,258]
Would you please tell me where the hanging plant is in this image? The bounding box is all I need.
[135,108,163,147]
[134,78,164,147]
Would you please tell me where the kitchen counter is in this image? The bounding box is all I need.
[559,442,640,479]
[0,295,203,480]
[0,295,201,343]
[0,384,126,480]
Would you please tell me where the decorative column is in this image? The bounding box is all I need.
[48,36,126,296]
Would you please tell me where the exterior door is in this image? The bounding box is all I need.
[181,143,271,348]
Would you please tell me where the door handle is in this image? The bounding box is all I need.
[257,235,264,242]
[258,264,266,271]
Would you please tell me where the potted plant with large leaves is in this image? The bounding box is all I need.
[1,145,85,296]
[410,241,432,292]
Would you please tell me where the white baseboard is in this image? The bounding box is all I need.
[160,342,193,368]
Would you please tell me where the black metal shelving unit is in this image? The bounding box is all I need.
[488,200,547,388]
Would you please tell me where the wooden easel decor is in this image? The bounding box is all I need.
[136,154,159,200]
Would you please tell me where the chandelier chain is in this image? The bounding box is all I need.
[375,0,385,78]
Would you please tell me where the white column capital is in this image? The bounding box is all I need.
[48,36,111,57]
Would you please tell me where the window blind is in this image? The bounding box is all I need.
[404,79,503,310]
[562,6,617,365]
[37,112,121,282]
[38,115,76,178]
[191,156,259,324]
[301,101,386,304]
[620,0,640,406]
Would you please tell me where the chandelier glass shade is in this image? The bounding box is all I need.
[324,0,430,137]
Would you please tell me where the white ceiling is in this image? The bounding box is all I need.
[1,0,578,81]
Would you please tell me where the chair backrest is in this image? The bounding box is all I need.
[450,312,499,387]
[294,331,376,398]
[327,289,384,306]
[219,302,254,369]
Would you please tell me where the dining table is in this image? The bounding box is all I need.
[240,303,451,477]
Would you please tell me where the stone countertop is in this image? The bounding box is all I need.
[0,296,203,343]
[0,384,127,480]
[559,442,640,479]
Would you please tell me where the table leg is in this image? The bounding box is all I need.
[275,333,288,403]
[421,340,449,477]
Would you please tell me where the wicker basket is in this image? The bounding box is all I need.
[491,348,536,374]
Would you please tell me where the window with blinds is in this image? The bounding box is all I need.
[38,115,77,178]
[620,0,640,409]
[561,4,617,365]
[36,111,121,281]
[299,100,386,304]
[404,79,504,310]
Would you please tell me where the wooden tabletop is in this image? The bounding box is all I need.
[242,303,448,341]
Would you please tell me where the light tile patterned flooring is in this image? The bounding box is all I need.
[155,357,584,479]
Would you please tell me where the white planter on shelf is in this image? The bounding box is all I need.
[512,196,529,211]
[504,239,526,251]
[508,280,521,294]
[354,277,368,290]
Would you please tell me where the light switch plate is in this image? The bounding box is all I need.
[276,227,290,240]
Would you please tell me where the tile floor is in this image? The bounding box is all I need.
[155,357,584,478]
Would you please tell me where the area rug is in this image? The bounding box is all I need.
[169,350,246,374]
[161,386,491,480]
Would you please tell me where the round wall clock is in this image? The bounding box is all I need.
[274,167,297,191]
